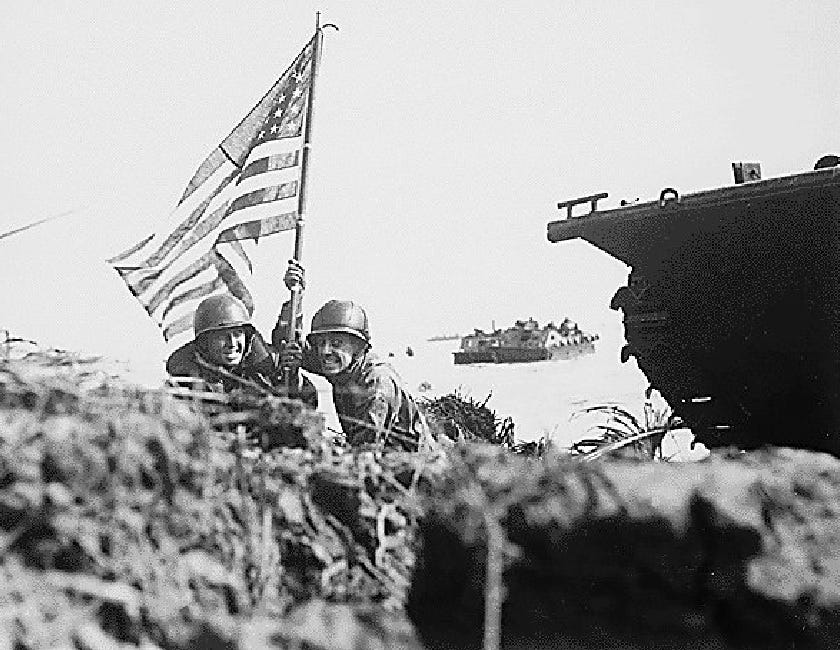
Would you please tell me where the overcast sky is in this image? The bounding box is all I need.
[2,1,839,381]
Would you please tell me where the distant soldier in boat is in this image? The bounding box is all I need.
[166,293,318,407]
[276,260,430,451]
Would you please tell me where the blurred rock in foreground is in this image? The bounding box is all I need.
[408,445,840,649]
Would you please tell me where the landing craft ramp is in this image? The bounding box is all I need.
[547,166,840,455]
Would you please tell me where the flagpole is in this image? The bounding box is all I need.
[285,13,334,386]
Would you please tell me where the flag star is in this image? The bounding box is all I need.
[270,123,280,134]
[292,87,303,99]
[258,129,266,139]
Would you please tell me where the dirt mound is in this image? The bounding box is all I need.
[7,348,838,649]
[0,350,443,648]
[408,445,840,649]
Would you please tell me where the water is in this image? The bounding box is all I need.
[377,333,707,461]
[383,335,649,447]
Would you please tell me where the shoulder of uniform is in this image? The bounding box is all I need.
[360,357,398,392]
[166,341,199,375]
[359,351,388,374]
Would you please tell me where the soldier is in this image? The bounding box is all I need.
[276,262,430,450]
[166,293,317,408]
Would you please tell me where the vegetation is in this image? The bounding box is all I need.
[422,389,515,447]
[0,348,444,648]
[0,347,696,649]
[569,392,683,461]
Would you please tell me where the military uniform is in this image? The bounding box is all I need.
[165,294,317,408]
[311,349,428,450]
[299,299,430,451]
[166,329,318,407]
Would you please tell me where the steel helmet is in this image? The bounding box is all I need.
[309,300,370,343]
[194,294,252,337]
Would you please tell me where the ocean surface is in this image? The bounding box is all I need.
[385,336,646,444]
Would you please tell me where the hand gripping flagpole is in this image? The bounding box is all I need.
[285,14,338,392]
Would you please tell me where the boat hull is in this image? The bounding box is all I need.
[546,342,596,360]
[548,167,840,454]
[453,343,595,365]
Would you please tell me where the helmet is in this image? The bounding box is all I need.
[309,300,370,343]
[194,294,251,337]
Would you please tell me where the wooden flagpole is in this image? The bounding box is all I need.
[285,13,335,389]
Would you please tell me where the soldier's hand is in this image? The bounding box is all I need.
[284,259,305,291]
[279,341,303,369]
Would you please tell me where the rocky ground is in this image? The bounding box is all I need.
[0,349,438,648]
[1,348,838,649]
[410,446,840,649]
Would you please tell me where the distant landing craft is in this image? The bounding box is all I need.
[453,317,598,365]
[426,334,461,342]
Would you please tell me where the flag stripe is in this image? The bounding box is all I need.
[165,200,233,265]
[113,267,146,298]
[126,150,298,296]
[125,267,167,297]
[247,136,306,162]
[145,252,216,314]
[239,151,299,182]
[228,181,298,214]
[163,312,194,341]
[144,168,239,268]
[161,275,225,320]
[155,265,219,325]
[224,239,253,274]
[214,247,253,311]
[217,212,297,243]
[107,233,155,265]
[122,186,235,296]
[157,244,250,332]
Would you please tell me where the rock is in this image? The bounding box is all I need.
[407,445,840,649]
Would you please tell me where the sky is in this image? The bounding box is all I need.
[2,1,840,383]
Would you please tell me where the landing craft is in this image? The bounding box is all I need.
[547,158,840,455]
[453,317,598,365]
[426,334,461,342]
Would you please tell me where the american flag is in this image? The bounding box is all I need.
[108,36,316,350]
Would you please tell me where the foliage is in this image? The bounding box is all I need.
[0,349,444,648]
[569,395,683,461]
[510,436,550,457]
[422,389,515,447]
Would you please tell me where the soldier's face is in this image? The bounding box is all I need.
[204,327,246,367]
[310,332,363,376]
